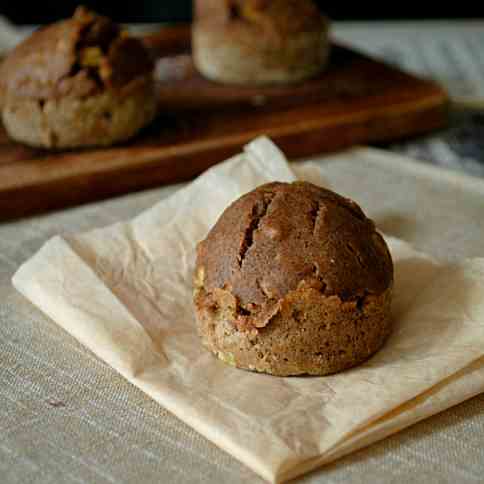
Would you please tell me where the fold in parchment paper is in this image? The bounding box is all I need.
[12,137,484,483]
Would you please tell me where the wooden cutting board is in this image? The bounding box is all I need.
[0,25,448,221]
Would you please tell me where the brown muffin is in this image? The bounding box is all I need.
[193,182,393,376]
[0,7,157,149]
[192,0,330,85]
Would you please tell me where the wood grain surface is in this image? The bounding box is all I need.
[0,24,448,221]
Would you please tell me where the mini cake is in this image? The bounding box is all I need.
[193,182,393,376]
[0,7,157,149]
[192,0,330,85]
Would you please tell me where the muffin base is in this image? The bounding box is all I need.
[2,77,157,149]
[195,285,392,376]
[192,22,330,85]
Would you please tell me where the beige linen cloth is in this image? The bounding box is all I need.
[12,137,484,483]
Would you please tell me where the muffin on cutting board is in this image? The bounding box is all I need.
[192,0,330,85]
[193,182,393,376]
[0,6,157,149]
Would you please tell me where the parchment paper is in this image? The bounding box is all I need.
[12,137,484,483]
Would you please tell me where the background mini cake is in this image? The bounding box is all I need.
[0,7,157,149]
[192,0,330,85]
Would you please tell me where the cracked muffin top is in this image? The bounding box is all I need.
[0,6,153,102]
[195,0,325,34]
[195,181,393,321]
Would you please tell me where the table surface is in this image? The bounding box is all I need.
[2,20,484,484]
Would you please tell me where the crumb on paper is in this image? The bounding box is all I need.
[47,399,66,408]
[218,352,236,366]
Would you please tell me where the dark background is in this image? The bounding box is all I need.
[1,1,483,24]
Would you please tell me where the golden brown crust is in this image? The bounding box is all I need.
[198,182,392,307]
[0,6,153,102]
[192,0,330,84]
[194,182,394,376]
[196,0,325,34]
